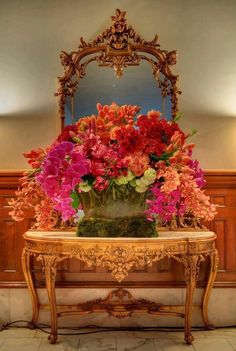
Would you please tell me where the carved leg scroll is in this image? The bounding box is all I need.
[22,248,39,327]
[201,249,219,329]
[37,255,61,344]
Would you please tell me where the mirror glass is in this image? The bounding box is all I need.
[65,60,172,125]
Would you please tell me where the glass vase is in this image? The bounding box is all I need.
[77,186,157,237]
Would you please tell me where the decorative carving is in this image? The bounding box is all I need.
[79,9,159,50]
[23,233,217,283]
[188,242,198,254]
[97,52,141,78]
[200,241,215,252]
[55,9,181,129]
[66,288,163,319]
[173,254,206,283]
[68,244,180,282]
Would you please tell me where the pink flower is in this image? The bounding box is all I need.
[91,142,108,158]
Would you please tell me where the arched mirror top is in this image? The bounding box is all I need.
[55,9,181,130]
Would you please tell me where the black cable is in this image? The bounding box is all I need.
[1,320,236,336]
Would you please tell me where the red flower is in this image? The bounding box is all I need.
[115,125,144,155]
[94,176,109,191]
[23,148,45,168]
[90,161,106,177]
[57,125,78,142]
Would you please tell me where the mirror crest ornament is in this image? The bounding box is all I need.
[55,9,181,130]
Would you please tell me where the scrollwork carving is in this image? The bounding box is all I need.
[79,9,159,50]
[68,244,180,282]
[72,288,163,319]
[37,254,64,284]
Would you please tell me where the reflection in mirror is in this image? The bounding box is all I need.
[65,61,172,125]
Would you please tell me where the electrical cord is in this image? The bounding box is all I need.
[0,320,236,336]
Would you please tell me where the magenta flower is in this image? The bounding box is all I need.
[146,185,186,222]
[188,159,206,188]
[36,141,90,220]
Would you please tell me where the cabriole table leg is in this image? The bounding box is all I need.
[22,248,39,327]
[183,255,199,345]
[201,249,219,329]
[37,254,60,344]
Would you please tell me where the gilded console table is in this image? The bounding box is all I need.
[22,230,218,344]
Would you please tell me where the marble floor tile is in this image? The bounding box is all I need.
[222,328,236,337]
[202,328,236,338]
[0,339,5,348]
[38,335,79,351]
[77,336,116,351]
[193,337,234,351]
[132,330,177,339]
[1,327,236,351]
[154,338,195,351]
[227,336,236,349]
[0,327,37,338]
[0,337,42,351]
[117,337,156,351]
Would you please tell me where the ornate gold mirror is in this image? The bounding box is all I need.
[55,9,181,130]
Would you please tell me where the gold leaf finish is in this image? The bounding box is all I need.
[22,231,218,344]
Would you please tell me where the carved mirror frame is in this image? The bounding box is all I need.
[55,9,181,130]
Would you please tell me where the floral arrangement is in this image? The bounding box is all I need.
[10,103,216,234]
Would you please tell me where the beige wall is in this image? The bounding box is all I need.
[0,0,236,169]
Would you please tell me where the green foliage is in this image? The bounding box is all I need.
[173,113,182,122]
[71,190,80,209]
[77,216,158,237]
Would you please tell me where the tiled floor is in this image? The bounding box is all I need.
[0,327,236,350]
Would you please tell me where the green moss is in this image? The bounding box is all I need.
[76,216,157,237]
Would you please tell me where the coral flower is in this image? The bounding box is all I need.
[124,152,149,177]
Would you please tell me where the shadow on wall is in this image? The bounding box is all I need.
[179,112,236,169]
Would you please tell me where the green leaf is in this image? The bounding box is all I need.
[150,154,159,161]
[190,128,197,136]
[150,151,174,162]
[173,113,182,122]
[71,190,80,209]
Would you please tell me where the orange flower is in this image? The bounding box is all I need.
[124,152,149,177]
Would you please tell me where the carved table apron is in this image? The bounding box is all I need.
[22,230,218,344]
